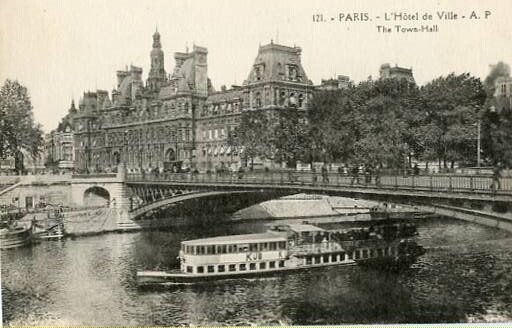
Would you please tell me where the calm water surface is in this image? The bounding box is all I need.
[2,216,512,325]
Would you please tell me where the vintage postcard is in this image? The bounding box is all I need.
[1,0,511,326]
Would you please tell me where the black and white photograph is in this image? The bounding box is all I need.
[1,0,512,326]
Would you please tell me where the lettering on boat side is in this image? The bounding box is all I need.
[246,252,262,261]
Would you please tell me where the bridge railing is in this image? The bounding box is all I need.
[126,171,512,194]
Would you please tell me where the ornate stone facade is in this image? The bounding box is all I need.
[48,32,313,173]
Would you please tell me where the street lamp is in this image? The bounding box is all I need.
[476,119,481,169]
[123,130,128,165]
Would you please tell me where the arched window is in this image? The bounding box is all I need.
[255,92,262,108]
[298,94,304,107]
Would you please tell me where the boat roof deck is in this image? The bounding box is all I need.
[182,232,287,246]
[286,224,325,233]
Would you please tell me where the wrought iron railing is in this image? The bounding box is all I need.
[125,171,512,194]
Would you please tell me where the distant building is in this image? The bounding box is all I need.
[494,76,512,111]
[379,63,415,83]
[316,75,352,90]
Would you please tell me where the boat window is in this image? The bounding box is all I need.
[239,263,246,271]
[260,242,268,251]
[218,244,227,254]
[362,249,368,258]
[186,266,193,273]
[306,257,312,265]
[323,254,330,263]
[197,266,204,273]
[249,263,256,270]
[249,243,258,252]
[269,261,276,268]
[207,265,215,273]
[269,242,277,251]
[278,260,285,268]
[218,265,225,272]
[228,264,236,272]
[259,262,266,270]
[314,256,321,264]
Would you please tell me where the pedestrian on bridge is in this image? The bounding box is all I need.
[350,165,360,185]
[491,166,502,192]
[321,163,329,183]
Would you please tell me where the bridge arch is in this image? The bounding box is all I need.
[84,186,110,207]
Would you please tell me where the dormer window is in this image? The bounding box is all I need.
[254,64,265,81]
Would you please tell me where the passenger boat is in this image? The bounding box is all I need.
[137,223,425,285]
[0,223,33,249]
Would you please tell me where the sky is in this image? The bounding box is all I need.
[1,0,511,132]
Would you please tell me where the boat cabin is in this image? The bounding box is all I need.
[180,232,288,275]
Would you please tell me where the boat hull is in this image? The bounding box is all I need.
[137,261,357,286]
[0,226,33,249]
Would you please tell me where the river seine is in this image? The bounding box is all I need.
[2,216,512,325]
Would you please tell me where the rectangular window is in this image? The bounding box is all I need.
[269,242,277,251]
[331,254,337,262]
[348,252,353,260]
[249,263,257,270]
[278,241,286,250]
[278,260,285,268]
[378,248,384,256]
[259,262,266,270]
[306,257,312,265]
[260,242,268,251]
[218,265,225,273]
[197,266,204,273]
[239,263,246,271]
[314,256,321,264]
[269,261,276,269]
[207,265,215,273]
[340,252,346,261]
[187,266,193,273]
[323,254,330,263]
[362,249,368,259]
[355,250,361,260]
[384,248,389,256]
[219,244,227,254]
[249,243,258,252]
[229,264,236,272]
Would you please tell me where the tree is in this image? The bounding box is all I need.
[273,107,311,167]
[0,79,44,172]
[419,73,486,168]
[227,109,273,168]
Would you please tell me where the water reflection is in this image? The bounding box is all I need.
[2,216,512,325]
